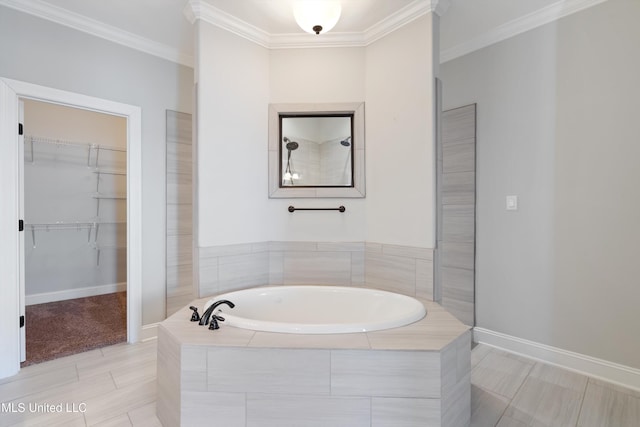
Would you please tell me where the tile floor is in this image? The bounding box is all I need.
[0,340,638,426]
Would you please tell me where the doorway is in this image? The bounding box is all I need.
[21,99,128,365]
[0,77,142,379]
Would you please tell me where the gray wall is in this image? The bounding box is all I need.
[0,6,194,325]
[440,0,640,369]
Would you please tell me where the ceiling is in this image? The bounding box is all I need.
[1,0,604,66]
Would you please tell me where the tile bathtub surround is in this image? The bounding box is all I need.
[197,241,433,300]
[156,297,471,427]
[2,338,638,426]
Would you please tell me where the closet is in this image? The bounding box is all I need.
[22,99,127,364]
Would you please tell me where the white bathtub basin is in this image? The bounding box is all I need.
[203,285,426,334]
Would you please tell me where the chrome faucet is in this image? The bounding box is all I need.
[198,300,235,330]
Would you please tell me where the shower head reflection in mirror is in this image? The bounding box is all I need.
[268,102,365,198]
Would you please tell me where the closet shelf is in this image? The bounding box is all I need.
[26,221,126,249]
[25,135,126,166]
[92,193,127,200]
[93,168,126,176]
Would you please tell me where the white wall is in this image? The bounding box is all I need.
[195,22,270,247]
[0,6,194,325]
[23,100,127,300]
[365,14,438,248]
[269,47,368,242]
[195,15,439,249]
[441,0,640,369]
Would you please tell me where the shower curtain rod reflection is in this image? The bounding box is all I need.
[288,205,346,212]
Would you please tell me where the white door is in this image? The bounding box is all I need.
[19,100,26,362]
[0,79,22,378]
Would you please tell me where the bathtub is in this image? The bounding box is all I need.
[158,289,471,427]
[203,285,427,334]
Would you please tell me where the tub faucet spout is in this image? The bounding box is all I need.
[198,300,235,327]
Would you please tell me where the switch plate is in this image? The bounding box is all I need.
[506,195,518,211]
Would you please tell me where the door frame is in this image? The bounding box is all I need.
[0,77,142,378]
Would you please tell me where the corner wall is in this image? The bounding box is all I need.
[365,14,438,248]
[440,0,640,370]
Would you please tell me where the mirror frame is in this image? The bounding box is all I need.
[269,102,365,198]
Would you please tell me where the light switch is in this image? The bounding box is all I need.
[506,195,518,211]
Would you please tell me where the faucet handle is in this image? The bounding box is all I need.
[189,306,201,322]
[208,314,225,330]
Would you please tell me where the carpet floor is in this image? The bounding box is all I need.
[22,292,127,367]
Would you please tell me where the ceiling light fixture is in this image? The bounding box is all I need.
[293,0,342,35]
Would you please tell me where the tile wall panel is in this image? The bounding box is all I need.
[247,395,371,427]
[437,104,476,326]
[166,110,194,317]
[198,241,433,300]
[331,350,441,398]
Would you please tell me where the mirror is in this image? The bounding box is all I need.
[280,114,353,187]
[269,102,365,198]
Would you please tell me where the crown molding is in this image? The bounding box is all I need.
[441,0,609,63]
[0,0,194,67]
[185,0,448,50]
[184,0,271,48]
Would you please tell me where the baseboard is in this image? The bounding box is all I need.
[141,322,159,341]
[474,327,640,392]
[26,282,127,305]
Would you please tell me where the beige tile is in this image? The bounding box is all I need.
[207,348,330,394]
[4,411,86,427]
[0,349,101,385]
[372,397,441,427]
[442,171,475,205]
[416,258,434,300]
[316,242,365,252]
[83,379,156,426]
[248,331,371,349]
[247,394,370,427]
[365,252,416,295]
[217,252,269,292]
[127,402,163,427]
[528,363,588,392]
[180,345,207,392]
[381,244,433,260]
[268,241,317,252]
[283,251,352,285]
[182,391,245,426]
[577,380,640,427]
[0,365,78,402]
[110,356,157,389]
[351,250,366,286]
[443,138,475,173]
[502,373,583,426]
[198,243,248,258]
[77,346,156,381]
[442,204,475,243]
[471,343,493,368]
[92,414,133,427]
[331,350,441,398]
[471,385,510,427]
[441,241,475,270]
[472,349,533,399]
[1,373,115,427]
[442,105,476,143]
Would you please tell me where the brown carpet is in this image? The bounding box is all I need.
[22,292,127,367]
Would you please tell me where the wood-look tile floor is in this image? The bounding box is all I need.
[0,340,638,426]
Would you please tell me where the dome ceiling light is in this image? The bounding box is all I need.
[293,0,342,35]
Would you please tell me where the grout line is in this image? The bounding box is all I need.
[490,351,535,426]
[573,377,590,427]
